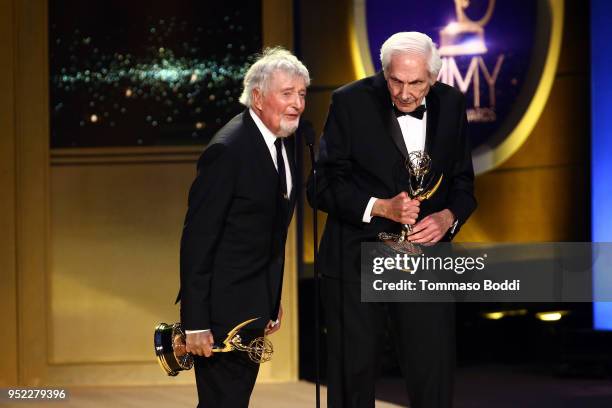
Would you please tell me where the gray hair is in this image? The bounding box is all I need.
[239,47,310,107]
[380,32,442,78]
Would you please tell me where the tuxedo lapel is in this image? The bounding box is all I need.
[387,109,409,160]
[372,72,409,160]
[424,86,444,182]
[244,111,280,182]
[425,86,440,156]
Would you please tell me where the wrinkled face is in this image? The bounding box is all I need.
[252,70,307,137]
[384,52,433,112]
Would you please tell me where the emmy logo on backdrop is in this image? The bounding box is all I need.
[154,318,273,376]
[437,0,503,123]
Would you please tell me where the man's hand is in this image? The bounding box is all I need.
[186,331,215,357]
[408,209,455,243]
[265,305,283,336]
[372,192,420,225]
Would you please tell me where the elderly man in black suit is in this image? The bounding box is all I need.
[309,32,476,408]
[178,47,309,408]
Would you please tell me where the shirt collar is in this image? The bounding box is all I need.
[249,108,279,150]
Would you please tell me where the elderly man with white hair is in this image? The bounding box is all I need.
[308,32,476,407]
[177,47,309,407]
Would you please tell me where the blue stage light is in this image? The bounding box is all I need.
[592,0,612,331]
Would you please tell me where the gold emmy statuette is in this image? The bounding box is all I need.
[439,0,496,57]
[378,151,443,255]
[154,318,273,376]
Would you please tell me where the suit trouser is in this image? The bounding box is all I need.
[193,334,261,408]
[323,276,455,408]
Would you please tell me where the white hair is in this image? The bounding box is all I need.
[239,47,310,107]
[380,32,442,78]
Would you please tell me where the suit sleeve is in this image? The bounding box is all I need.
[179,143,236,330]
[306,93,371,225]
[446,95,477,237]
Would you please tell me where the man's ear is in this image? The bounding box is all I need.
[252,88,263,111]
[429,72,437,85]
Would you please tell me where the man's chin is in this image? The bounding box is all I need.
[278,120,299,137]
[395,103,417,113]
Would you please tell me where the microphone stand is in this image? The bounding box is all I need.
[303,122,320,408]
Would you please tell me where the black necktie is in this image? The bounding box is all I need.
[274,138,288,200]
[394,104,426,120]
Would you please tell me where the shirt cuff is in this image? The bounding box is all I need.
[185,329,210,334]
[448,210,459,234]
[450,219,459,234]
[362,197,378,223]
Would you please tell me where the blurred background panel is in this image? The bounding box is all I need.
[49,0,261,147]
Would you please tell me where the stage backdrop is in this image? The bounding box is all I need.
[352,0,563,175]
[299,0,588,259]
[0,0,300,387]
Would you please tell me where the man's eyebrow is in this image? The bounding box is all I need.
[390,77,424,85]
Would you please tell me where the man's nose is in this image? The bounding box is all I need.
[400,85,411,101]
[292,94,304,111]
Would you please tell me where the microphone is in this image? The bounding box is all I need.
[299,119,320,408]
[298,119,315,147]
[302,120,316,148]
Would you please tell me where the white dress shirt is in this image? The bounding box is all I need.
[186,109,290,334]
[249,109,293,196]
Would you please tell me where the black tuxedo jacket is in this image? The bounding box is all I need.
[309,71,477,282]
[178,110,296,334]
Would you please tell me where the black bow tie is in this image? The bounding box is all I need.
[394,104,426,120]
